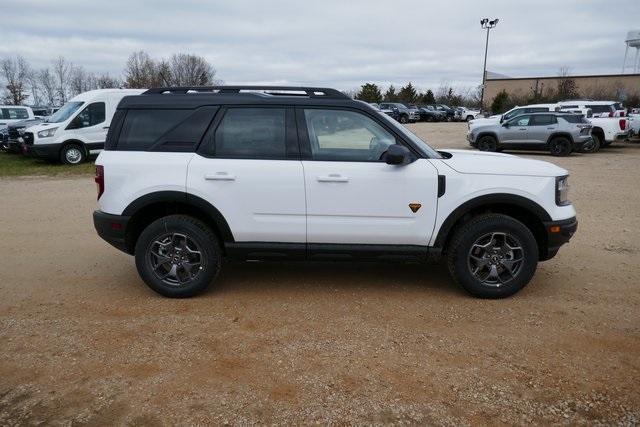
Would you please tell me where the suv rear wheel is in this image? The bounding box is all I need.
[135,215,221,298]
[549,136,572,156]
[399,114,409,124]
[447,214,538,298]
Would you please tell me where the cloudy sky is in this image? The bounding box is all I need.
[2,0,639,91]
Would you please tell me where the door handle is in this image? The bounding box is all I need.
[518,128,527,130]
[317,174,349,183]
[205,172,236,181]
[103,126,110,129]
[547,127,556,130]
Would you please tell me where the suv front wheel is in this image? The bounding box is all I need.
[135,215,221,297]
[447,214,538,298]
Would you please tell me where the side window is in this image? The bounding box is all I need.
[503,108,522,121]
[4,108,29,119]
[211,108,286,159]
[526,107,549,114]
[117,109,191,151]
[530,115,556,126]
[304,109,396,162]
[509,115,531,126]
[70,102,106,129]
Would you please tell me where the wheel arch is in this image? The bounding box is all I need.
[546,132,574,145]
[59,139,88,155]
[122,191,234,255]
[476,131,498,141]
[433,193,551,260]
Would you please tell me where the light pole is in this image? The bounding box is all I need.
[479,18,499,113]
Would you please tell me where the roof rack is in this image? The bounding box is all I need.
[143,85,350,99]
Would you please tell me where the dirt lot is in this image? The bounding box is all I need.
[1,122,639,425]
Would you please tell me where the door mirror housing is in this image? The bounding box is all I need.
[384,144,411,165]
[502,121,510,127]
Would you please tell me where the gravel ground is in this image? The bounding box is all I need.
[1,122,639,425]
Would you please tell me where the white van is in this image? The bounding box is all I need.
[0,105,34,126]
[24,89,145,164]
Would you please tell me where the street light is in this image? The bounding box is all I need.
[479,18,499,113]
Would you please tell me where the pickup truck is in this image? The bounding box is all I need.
[587,116,630,150]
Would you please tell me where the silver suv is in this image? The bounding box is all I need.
[467,112,594,156]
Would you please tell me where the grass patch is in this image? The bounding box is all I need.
[0,152,95,177]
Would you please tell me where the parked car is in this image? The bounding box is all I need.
[0,105,34,128]
[417,105,445,122]
[469,104,559,130]
[23,88,145,164]
[557,100,625,118]
[5,117,45,153]
[467,112,594,156]
[369,102,400,121]
[456,107,482,122]
[426,104,456,121]
[628,113,640,137]
[0,125,8,151]
[93,85,577,299]
[379,102,419,123]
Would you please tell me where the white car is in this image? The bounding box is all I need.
[93,85,577,299]
[24,89,145,164]
[457,107,482,121]
[0,105,34,127]
[469,104,559,130]
[627,113,640,137]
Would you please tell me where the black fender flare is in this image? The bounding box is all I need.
[432,193,551,249]
[546,132,574,145]
[122,191,234,242]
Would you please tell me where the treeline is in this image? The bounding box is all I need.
[351,82,480,108]
[0,51,220,107]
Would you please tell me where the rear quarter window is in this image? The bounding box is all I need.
[115,107,218,151]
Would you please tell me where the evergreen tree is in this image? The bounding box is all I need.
[398,82,418,104]
[355,83,382,103]
[383,85,398,102]
[420,89,435,104]
[490,90,509,114]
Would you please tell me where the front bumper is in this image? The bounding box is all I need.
[23,142,62,161]
[93,210,132,254]
[541,216,577,260]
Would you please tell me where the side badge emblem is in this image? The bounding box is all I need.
[409,203,421,213]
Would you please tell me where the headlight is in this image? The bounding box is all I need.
[37,127,58,138]
[555,176,570,206]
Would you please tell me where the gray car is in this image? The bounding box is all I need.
[467,112,594,156]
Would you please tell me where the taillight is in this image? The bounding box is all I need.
[95,165,104,200]
[620,111,625,117]
[619,119,626,131]
[609,112,614,117]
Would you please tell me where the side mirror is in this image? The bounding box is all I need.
[502,121,510,127]
[384,144,411,165]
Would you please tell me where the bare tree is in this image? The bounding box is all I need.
[26,69,43,106]
[70,65,99,97]
[124,51,160,88]
[96,74,121,89]
[167,53,217,86]
[556,66,579,101]
[53,56,72,104]
[1,55,31,105]
[38,68,58,107]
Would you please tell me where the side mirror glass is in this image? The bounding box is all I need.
[384,144,411,165]
[502,122,510,127]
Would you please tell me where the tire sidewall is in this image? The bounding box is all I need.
[449,215,538,298]
[135,215,221,298]
[478,136,497,152]
[549,137,571,156]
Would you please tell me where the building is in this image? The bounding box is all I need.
[484,71,640,106]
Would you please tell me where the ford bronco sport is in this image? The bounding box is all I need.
[93,86,577,299]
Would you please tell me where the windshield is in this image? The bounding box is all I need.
[377,112,441,158]
[46,101,84,123]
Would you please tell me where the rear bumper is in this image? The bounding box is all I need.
[93,210,132,254]
[541,216,577,260]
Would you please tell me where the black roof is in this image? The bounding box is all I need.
[118,85,362,110]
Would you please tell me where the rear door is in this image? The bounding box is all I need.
[187,106,306,243]
[298,107,439,246]
[528,114,557,144]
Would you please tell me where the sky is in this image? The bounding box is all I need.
[2,0,639,92]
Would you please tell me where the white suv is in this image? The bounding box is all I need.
[93,86,577,299]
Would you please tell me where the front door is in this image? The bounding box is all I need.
[298,107,439,246]
[501,115,531,144]
[67,102,108,150]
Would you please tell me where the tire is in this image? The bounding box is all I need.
[466,115,474,122]
[399,114,409,124]
[477,135,498,152]
[135,215,222,298]
[590,132,603,152]
[447,214,539,298]
[549,137,572,156]
[60,143,86,165]
[579,136,599,153]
